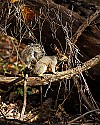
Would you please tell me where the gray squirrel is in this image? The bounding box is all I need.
[21,43,57,75]
[21,44,68,75]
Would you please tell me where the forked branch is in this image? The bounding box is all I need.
[72,7,100,44]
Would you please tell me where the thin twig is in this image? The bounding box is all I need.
[67,109,100,124]
[73,76,99,110]
[20,74,28,121]
[0,109,6,119]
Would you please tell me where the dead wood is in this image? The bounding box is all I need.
[20,74,28,121]
[0,118,32,125]
[0,54,100,86]
[68,109,100,124]
[73,76,99,110]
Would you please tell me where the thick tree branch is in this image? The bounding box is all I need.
[72,7,100,44]
[0,54,100,86]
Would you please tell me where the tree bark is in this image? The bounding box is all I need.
[0,54,100,86]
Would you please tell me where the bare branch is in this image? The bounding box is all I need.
[68,109,100,124]
[0,54,100,86]
[72,8,100,44]
[20,74,28,121]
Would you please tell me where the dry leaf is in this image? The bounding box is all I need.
[20,5,35,22]
[10,0,19,4]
